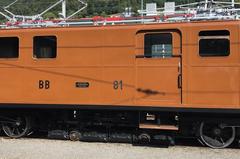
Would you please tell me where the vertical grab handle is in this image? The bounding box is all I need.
[178,74,182,89]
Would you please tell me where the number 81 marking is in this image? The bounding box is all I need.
[113,80,123,90]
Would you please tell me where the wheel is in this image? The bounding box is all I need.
[69,131,81,141]
[199,121,235,149]
[2,116,31,138]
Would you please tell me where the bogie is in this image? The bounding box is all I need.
[0,110,238,149]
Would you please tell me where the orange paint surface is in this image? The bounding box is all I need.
[0,20,238,109]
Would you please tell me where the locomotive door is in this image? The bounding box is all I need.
[135,30,182,106]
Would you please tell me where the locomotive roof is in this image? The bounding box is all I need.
[0,19,239,32]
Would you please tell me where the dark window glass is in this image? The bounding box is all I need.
[0,37,19,58]
[144,33,172,58]
[199,39,230,57]
[199,30,230,57]
[33,36,57,58]
[199,30,230,36]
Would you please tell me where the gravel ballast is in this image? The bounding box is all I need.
[0,138,239,159]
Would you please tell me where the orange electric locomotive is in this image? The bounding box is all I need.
[0,18,239,148]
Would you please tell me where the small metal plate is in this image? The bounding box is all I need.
[75,82,89,88]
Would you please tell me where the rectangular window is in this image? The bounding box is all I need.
[199,30,230,57]
[33,36,57,58]
[0,37,19,58]
[144,33,172,58]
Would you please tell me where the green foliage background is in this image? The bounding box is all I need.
[0,0,239,20]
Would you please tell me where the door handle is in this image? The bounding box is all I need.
[178,74,182,89]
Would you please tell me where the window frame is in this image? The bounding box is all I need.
[33,35,57,59]
[198,30,230,57]
[144,32,173,58]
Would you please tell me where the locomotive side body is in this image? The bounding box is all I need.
[0,21,238,109]
[0,20,239,148]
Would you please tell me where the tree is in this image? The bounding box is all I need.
[0,0,235,22]
[43,12,57,20]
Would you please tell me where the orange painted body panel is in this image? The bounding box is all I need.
[182,22,240,109]
[136,58,181,106]
[0,20,239,109]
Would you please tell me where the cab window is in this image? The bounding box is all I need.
[144,33,172,58]
[33,36,57,58]
[0,37,19,58]
[199,30,230,57]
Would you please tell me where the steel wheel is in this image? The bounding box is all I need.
[199,122,235,149]
[2,116,31,138]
